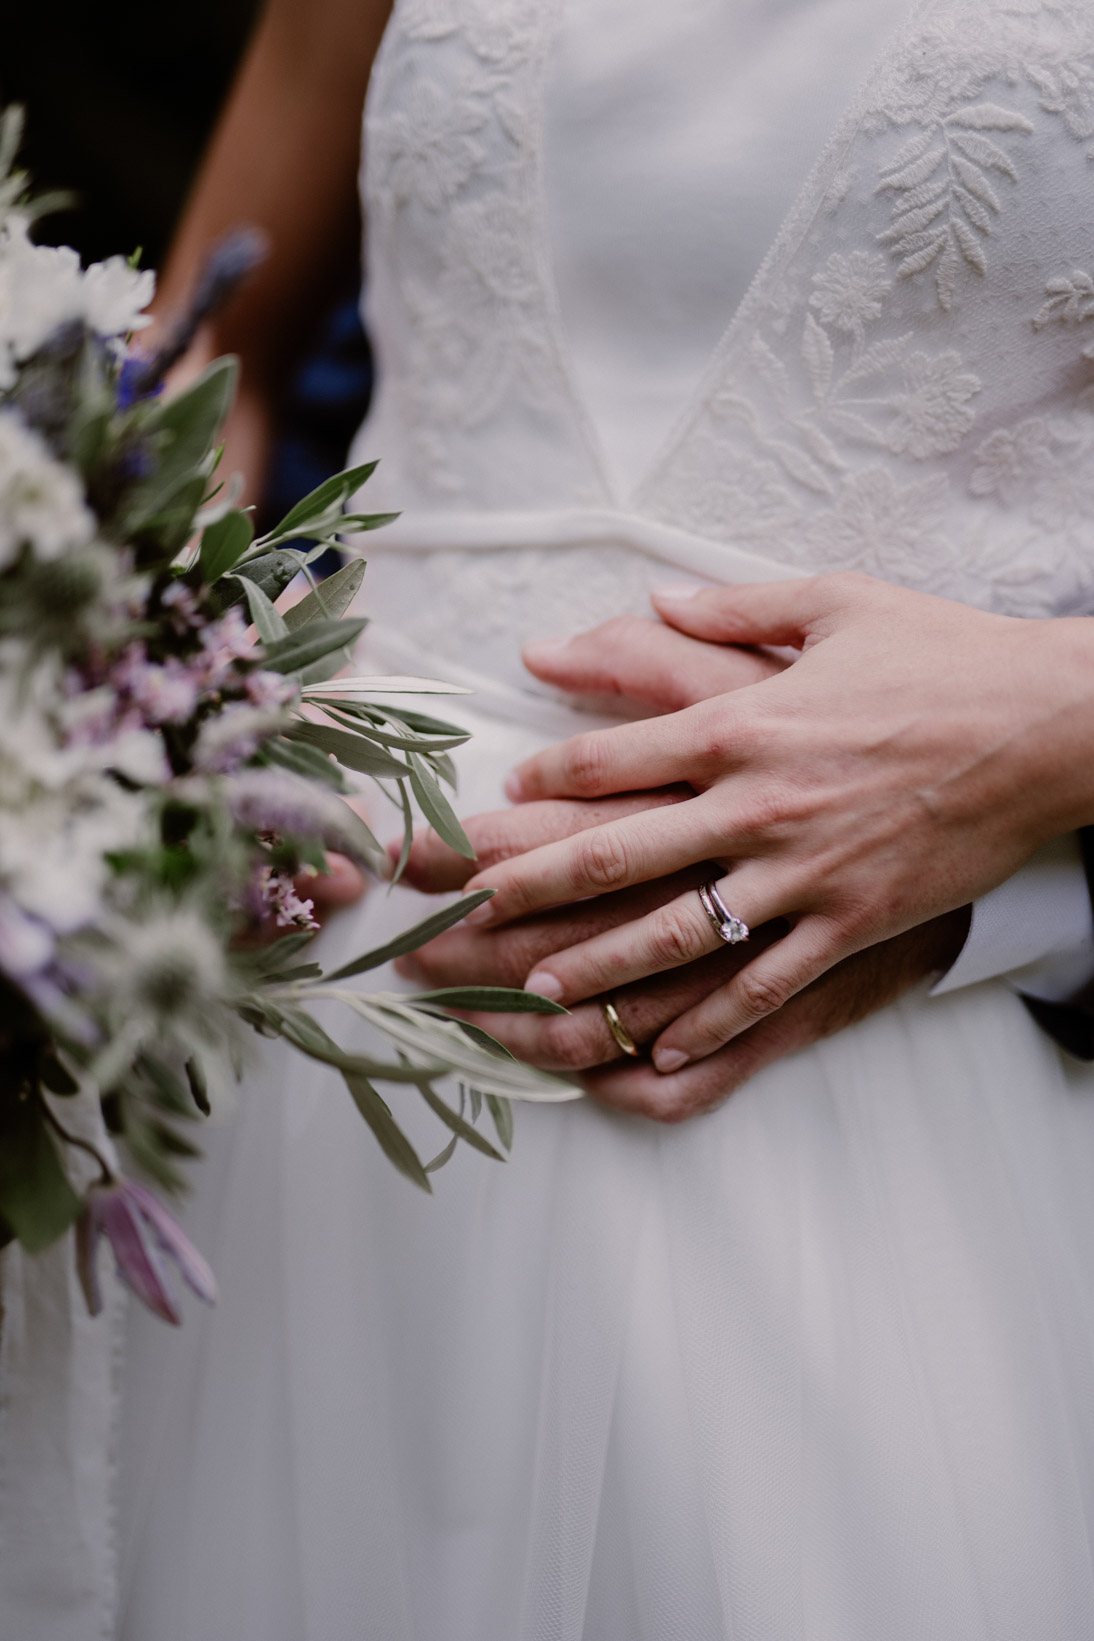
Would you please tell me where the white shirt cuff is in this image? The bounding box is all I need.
[931,834,1094,1003]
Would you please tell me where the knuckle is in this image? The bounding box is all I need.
[741,783,795,838]
[693,702,734,765]
[467,817,517,868]
[825,570,872,603]
[574,827,631,892]
[562,734,608,796]
[542,1013,598,1070]
[834,897,875,946]
[736,966,792,1021]
[648,907,704,968]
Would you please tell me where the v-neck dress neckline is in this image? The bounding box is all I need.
[541,0,921,502]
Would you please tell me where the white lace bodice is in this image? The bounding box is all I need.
[349,0,1094,704]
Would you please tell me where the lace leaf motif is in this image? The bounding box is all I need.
[1034,266,1094,351]
[876,103,1032,310]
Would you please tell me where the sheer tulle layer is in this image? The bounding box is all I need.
[119,713,1094,1641]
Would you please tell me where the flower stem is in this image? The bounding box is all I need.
[37,1093,114,1186]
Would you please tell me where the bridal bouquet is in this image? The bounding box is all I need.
[0,111,573,1326]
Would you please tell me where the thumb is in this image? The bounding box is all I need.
[651,573,866,649]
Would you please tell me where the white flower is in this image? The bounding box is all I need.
[0,410,95,566]
[98,725,171,787]
[0,220,85,372]
[885,351,981,459]
[0,214,154,385]
[0,651,150,958]
[810,253,891,341]
[79,256,155,338]
[0,782,145,939]
[0,893,54,978]
[111,909,229,1023]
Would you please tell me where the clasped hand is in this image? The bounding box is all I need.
[398,572,1066,1120]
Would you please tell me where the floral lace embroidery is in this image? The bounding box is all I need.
[360,0,1094,665]
[364,0,608,508]
[1034,265,1094,353]
[637,0,1094,615]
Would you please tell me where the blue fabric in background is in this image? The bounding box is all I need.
[261,295,374,577]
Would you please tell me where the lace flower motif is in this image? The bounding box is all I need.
[868,26,1001,127]
[969,416,1075,506]
[372,76,488,212]
[810,253,891,342]
[806,467,953,588]
[401,0,540,69]
[886,351,981,459]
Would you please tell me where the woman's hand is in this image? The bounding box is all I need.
[397,801,969,1119]
[464,573,1094,1071]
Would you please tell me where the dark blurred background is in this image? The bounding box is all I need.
[1,0,373,532]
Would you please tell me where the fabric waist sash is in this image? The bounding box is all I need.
[346,506,804,581]
[348,507,802,734]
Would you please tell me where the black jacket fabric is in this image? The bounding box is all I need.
[1019,828,1094,1061]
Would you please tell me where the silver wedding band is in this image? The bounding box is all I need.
[698,880,750,946]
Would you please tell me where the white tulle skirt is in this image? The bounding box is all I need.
[118,706,1094,1641]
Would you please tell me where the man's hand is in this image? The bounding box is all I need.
[397,803,969,1121]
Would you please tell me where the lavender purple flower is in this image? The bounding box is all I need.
[76,1177,217,1326]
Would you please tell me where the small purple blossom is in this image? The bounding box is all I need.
[160,580,200,633]
[256,865,318,931]
[116,351,164,411]
[77,1178,217,1326]
[196,606,257,690]
[245,668,296,710]
[125,228,269,396]
[113,644,199,726]
[192,703,284,774]
[223,768,375,867]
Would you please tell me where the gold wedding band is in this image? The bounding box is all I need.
[602,997,640,1058]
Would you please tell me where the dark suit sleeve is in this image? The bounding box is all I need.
[1019,826,1094,1060]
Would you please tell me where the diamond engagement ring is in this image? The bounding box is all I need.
[697,880,750,945]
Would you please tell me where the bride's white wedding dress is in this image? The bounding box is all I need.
[116,1,1094,1636]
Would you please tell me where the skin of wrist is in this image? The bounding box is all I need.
[906,613,1094,854]
[999,616,1094,842]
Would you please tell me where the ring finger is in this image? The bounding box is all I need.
[455,939,768,1071]
[522,868,794,1005]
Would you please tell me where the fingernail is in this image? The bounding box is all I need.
[653,1047,689,1074]
[652,584,701,602]
[524,971,563,1002]
[504,772,525,802]
[465,901,496,927]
